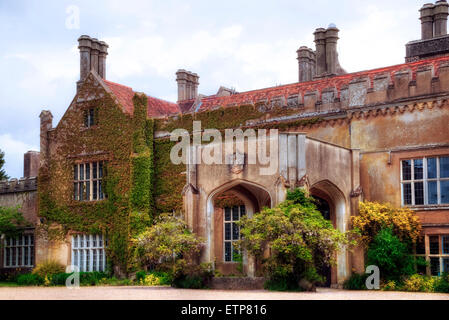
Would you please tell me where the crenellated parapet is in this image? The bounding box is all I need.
[0,177,37,194]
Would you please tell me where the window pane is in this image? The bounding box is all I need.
[431,257,440,276]
[79,183,83,201]
[224,223,231,241]
[232,222,239,240]
[74,165,78,181]
[414,159,423,180]
[430,236,440,254]
[224,242,231,262]
[93,162,97,179]
[402,160,412,181]
[86,163,90,180]
[403,183,412,205]
[441,181,449,204]
[240,206,246,217]
[428,181,438,205]
[224,208,231,222]
[428,158,437,179]
[93,181,98,200]
[441,157,449,178]
[86,181,90,200]
[414,182,424,205]
[99,162,103,178]
[442,236,449,254]
[416,238,426,255]
[74,183,78,200]
[80,164,84,180]
[443,258,449,273]
[232,207,239,220]
[89,108,95,127]
[99,181,103,200]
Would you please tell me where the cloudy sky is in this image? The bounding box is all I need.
[0,0,427,178]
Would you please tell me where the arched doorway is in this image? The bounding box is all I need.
[313,196,332,287]
[206,180,272,277]
[310,180,348,287]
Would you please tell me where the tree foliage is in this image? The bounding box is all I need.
[0,206,30,237]
[133,213,203,270]
[0,149,8,181]
[352,201,422,245]
[238,189,350,290]
[366,228,416,281]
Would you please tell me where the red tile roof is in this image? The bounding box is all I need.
[195,55,449,112]
[103,80,180,118]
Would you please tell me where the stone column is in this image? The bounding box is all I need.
[420,3,435,40]
[325,26,340,75]
[24,151,40,178]
[98,41,109,79]
[192,73,199,99]
[434,0,449,36]
[90,39,100,75]
[314,28,327,77]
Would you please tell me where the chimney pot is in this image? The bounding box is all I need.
[420,3,436,40]
[314,28,327,76]
[434,0,449,36]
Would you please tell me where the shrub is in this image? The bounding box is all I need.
[134,213,203,270]
[239,189,350,291]
[138,272,172,286]
[352,202,421,245]
[434,273,449,293]
[17,273,43,286]
[343,273,368,290]
[32,260,65,278]
[402,274,436,292]
[171,261,213,289]
[366,228,415,281]
[381,280,398,291]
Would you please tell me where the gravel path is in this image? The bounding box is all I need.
[0,286,448,300]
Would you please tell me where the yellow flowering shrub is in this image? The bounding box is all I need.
[403,274,436,292]
[352,201,421,245]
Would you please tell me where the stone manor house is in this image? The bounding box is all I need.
[2,2,449,287]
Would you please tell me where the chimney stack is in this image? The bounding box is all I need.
[297,47,316,82]
[39,110,53,168]
[312,25,346,78]
[77,35,109,91]
[435,0,449,37]
[176,70,199,102]
[23,151,39,178]
[314,28,327,77]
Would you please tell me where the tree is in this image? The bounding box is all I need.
[366,228,416,281]
[0,149,8,181]
[0,206,30,237]
[238,189,350,291]
[133,213,203,270]
[352,201,422,245]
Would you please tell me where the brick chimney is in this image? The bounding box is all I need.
[176,70,199,102]
[23,151,39,178]
[297,46,316,82]
[77,35,109,91]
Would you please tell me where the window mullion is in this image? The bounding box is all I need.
[424,158,428,205]
[438,157,441,205]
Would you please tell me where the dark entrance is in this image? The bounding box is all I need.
[314,196,332,287]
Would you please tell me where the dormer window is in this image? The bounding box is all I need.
[83,108,98,128]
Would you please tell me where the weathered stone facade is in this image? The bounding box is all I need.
[2,1,449,287]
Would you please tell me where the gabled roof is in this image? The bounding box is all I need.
[103,80,180,118]
[194,55,449,112]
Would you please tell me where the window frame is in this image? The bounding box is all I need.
[73,161,105,202]
[223,205,245,263]
[71,234,107,272]
[415,234,449,276]
[3,234,35,268]
[401,156,449,207]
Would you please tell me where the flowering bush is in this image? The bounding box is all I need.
[402,274,436,292]
[352,202,421,245]
[238,189,351,291]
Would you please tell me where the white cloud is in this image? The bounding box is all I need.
[0,134,38,179]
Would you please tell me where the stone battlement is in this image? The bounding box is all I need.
[0,177,37,194]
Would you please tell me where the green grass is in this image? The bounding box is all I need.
[0,282,20,287]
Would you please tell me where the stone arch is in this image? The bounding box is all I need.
[205,179,272,276]
[309,179,349,287]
